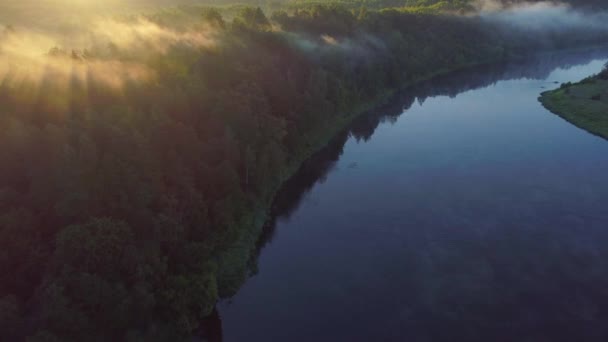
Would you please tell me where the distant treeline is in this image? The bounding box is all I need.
[0,4,606,341]
[216,0,608,12]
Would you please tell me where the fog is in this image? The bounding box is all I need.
[477,1,608,32]
[0,13,219,115]
[2,0,607,106]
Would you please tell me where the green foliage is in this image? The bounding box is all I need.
[55,219,136,277]
[233,7,272,31]
[598,62,608,80]
[163,273,218,333]
[541,77,608,140]
[198,7,228,29]
[1,2,607,340]
[285,0,475,12]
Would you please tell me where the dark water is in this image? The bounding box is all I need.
[216,51,608,342]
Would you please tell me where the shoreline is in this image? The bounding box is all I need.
[539,74,608,141]
[540,91,608,141]
[212,44,608,315]
[212,56,503,302]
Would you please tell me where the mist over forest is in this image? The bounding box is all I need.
[1,0,608,340]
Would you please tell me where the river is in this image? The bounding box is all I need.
[212,50,608,341]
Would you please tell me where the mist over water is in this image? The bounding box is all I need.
[476,0,608,32]
[1,0,607,100]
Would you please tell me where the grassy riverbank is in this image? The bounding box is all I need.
[540,69,608,140]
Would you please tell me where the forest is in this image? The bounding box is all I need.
[1,1,608,340]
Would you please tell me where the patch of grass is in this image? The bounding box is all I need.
[539,78,608,140]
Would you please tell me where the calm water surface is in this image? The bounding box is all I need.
[217,51,608,341]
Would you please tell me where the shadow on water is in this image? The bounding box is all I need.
[201,47,608,340]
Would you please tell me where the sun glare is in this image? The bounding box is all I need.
[0,0,220,120]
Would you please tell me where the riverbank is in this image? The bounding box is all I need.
[212,54,511,307]
[217,53,608,342]
[7,3,608,337]
[540,74,608,140]
[213,47,608,316]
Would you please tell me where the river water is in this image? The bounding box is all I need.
[215,50,608,342]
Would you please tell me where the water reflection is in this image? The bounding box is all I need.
[210,48,608,341]
[263,48,608,246]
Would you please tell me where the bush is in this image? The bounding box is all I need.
[598,62,608,80]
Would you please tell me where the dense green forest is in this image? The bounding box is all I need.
[1,1,608,340]
[2,0,607,29]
